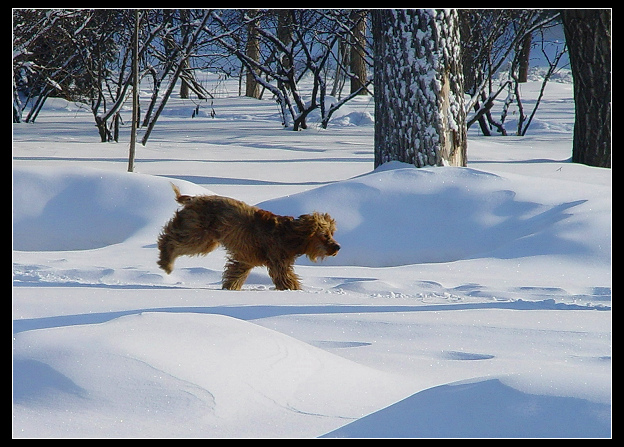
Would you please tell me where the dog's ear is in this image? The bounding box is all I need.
[292,213,320,237]
[293,212,337,235]
[318,212,336,233]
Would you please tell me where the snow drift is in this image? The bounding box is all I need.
[260,161,600,267]
[323,377,610,438]
[13,166,209,251]
[14,162,605,271]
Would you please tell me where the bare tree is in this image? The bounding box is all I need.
[208,9,372,130]
[140,10,212,145]
[511,34,567,136]
[13,9,215,144]
[372,9,467,168]
[14,9,373,144]
[459,9,561,137]
[13,9,121,130]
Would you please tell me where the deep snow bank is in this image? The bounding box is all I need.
[12,166,210,251]
[13,312,409,437]
[259,162,596,267]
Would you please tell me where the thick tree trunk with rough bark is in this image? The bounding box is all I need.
[561,9,611,168]
[372,9,467,169]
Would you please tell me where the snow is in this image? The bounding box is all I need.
[13,77,611,438]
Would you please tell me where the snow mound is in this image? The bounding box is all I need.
[323,377,611,438]
[305,95,374,127]
[12,166,209,251]
[13,312,408,438]
[259,162,589,267]
[331,111,374,127]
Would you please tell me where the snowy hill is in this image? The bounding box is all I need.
[13,78,611,438]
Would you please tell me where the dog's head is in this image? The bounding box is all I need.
[293,212,340,262]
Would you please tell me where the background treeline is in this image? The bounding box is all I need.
[13,9,565,143]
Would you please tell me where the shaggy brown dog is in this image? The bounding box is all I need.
[157,184,340,290]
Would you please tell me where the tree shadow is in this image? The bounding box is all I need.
[12,299,608,336]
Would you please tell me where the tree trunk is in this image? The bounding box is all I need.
[245,10,261,99]
[372,9,467,168]
[95,115,109,142]
[561,9,611,168]
[331,37,349,97]
[128,9,139,172]
[179,9,191,99]
[276,10,293,95]
[517,32,531,83]
[350,10,368,95]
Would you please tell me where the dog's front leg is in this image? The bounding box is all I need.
[267,261,301,290]
[222,258,253,290]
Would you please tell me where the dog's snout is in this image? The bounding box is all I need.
[329,242,340,255]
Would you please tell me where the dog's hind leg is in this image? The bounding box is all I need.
[157,232,218,274]
[157,213,219,274]
[157,232,178,274]
[222,258,253,290]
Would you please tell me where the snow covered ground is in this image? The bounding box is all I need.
[13,75,611,438]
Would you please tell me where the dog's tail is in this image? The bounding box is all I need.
[170,183,193,205]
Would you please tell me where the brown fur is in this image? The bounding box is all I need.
[157,184,340,290]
